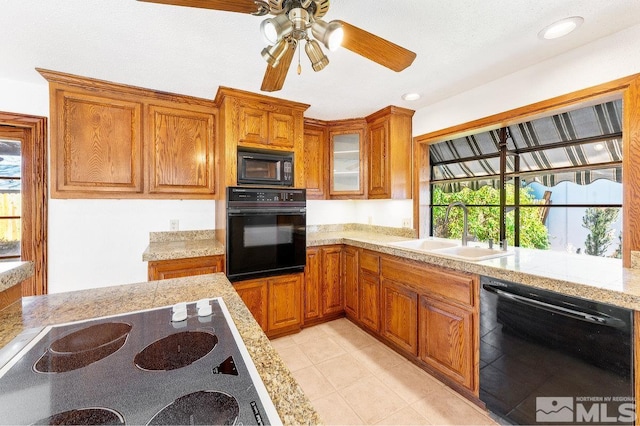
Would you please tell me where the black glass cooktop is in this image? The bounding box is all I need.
[0,298,281,425]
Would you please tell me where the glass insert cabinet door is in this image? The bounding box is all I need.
[330,130,364,196]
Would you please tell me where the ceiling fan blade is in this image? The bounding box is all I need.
[338,20,416,72]
[261,46,296,92]
[137,0,262,14]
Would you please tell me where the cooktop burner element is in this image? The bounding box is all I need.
[33,408,125,426]
[0,298,282,425]
[148,390,240,425]
[134,331,218,371]
[34,322,131,373]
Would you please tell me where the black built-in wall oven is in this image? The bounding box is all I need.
[226,186,306,282]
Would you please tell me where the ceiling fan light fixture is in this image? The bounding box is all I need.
[311,19,344,51]
[538,16,584,40]
[261,38,290,68]
[260,14,293,45]
[305,39,329,71]
[289,8,310,32]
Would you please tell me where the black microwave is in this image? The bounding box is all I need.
[237,149,293,186]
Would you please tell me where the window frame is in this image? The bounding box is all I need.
[429,128,623,247]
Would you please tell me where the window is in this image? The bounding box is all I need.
[430,100,623,257]
[0,139,21,261]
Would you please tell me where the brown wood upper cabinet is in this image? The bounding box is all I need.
[329,119,366,198]
[214,87,309,190]
[366,106,414,199]
[303,119,329,200]
[147,104,215,194]
[303,106,413,200]
[39,69,217,199]
[238,104,295,149]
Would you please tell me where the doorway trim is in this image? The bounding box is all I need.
[0,112,47,295]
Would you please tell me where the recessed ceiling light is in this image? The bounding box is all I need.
[402,93,421,101]
[594,143,604,151]
[538,16,584,40]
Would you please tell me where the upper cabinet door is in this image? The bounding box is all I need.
[52,90,143,196]
[147,104,216,195]
[269,112,295,148]
[368,118,390,198]
[329,127,365,197]
[303,124,327,199]
[238,105,269,145]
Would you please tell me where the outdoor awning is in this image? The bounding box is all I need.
[430,100,623,191]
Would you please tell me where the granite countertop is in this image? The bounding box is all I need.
[142,230,224,262]
[0,273,321,425]
[0,261,34,293]
[308,230,640,311]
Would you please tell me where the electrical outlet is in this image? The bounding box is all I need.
[170,219,179,231]
[402,218,411,228]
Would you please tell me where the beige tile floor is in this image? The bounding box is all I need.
[270,318,498,425]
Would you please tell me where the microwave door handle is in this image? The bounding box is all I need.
[483,284,622,328]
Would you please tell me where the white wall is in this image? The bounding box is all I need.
[48,199,215,293]
[0,77,49,117]
[307,199,413,228]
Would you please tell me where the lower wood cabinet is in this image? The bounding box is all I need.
[419,296,474,389]
[147,255,224,281]
[380,254,478,395]
[342,246,359,318]
[358,250,380,332]
[380,278,418,356]
[322,246,344,316]
[234,273,303,338]
[268,274,303,332]
[303,245,479,396]
[234,278,268,330]
[304,246,345,325]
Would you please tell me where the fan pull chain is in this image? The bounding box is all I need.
[297,41,302,75]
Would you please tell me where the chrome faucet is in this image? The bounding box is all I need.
[445,201,471,246]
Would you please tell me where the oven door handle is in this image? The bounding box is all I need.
[227,208,306,215]
[483,284,625,328]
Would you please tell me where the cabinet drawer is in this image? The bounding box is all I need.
[381,257,475,307]
[360,250,380,274]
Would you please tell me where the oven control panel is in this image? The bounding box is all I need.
[227,186,306,205]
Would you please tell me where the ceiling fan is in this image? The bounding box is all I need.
[137,0,417,92]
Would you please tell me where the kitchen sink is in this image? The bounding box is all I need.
[388,239,459,251]
[432,245,513,261]
[389,239,514,261]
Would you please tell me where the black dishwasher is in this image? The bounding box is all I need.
[480,276,634,425]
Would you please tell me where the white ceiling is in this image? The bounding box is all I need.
[2,1,640,120]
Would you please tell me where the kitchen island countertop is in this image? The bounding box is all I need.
[0,273,321,425]
[308,230,640,311]
[0,261,34,293]
[142,229,224,262]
